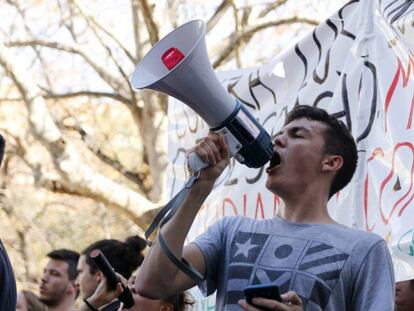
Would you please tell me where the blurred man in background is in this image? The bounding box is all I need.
[395,279,414,311]
[39,249,79,311]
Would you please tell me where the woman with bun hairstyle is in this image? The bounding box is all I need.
[76,235,146,311]
[80,272,195,311]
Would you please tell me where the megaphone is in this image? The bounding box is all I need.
[130,20,272,170]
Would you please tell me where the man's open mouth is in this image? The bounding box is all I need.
[266,152,281,172]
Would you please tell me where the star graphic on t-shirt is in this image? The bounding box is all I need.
[234,238,259,258]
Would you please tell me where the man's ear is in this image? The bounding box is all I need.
[321,155,343,173]
[96,271,103,283]
[159,304,174,311]
[67,281,78,296]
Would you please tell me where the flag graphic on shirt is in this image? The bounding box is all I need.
[226,231,349,309]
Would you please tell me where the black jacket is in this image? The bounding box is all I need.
[0,240,17,311]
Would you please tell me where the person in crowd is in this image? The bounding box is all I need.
[81,272,194,311]
[395,278,414,311]
[39,249,79,311]
[16,290,46,311]
[76,235,146,311]
[135,105,395,310]
[0,134,18,310]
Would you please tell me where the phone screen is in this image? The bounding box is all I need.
[244,284,281,306]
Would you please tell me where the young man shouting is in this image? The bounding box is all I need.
[137,105,395,310]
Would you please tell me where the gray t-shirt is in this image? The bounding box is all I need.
[193,216,395,310]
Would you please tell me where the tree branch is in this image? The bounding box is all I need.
[42,89,132,105]
[6,0,55,90]
[213,16,320,68]
[138,0,159,45]
[206,0,232,33]
[61,123,151,195]
[258,0,289,18]
[71,0,137,64]
[0,43,158,228]
[6,39,128,96]
[130,0,143,62]
[230,0,242,68]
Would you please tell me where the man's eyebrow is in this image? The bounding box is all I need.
[289,126,311,134]
[50,269,62,275]
[276,126,311,136]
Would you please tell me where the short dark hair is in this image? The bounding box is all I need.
[162,292,194,311]
[285,105,358,198]
[47,249,80,281]
[82,235,146,279]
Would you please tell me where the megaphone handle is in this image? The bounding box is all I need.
[187,152,209,172]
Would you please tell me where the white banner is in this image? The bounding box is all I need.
[166,1,414,299]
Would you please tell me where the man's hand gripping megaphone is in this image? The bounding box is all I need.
[186,132,230,180]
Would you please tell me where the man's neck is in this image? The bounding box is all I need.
[279,187,335,224]
[280,204,335,224]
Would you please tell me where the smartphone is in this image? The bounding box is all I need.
[244,284,281,306]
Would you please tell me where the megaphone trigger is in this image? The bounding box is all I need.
[186,128,240,173]
[187,151,209,173]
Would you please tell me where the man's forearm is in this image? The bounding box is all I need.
[137,179,214,297]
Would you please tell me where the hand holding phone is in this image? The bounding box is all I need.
[244,284,281,306]
[89,249,134,308]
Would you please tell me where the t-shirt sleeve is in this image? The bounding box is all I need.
[191,217,228,297]
[351,239,395,310]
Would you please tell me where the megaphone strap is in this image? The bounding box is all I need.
[158,232,204,283]
[144,173,204,283]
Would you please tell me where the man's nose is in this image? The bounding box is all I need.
[41,272,49,283]
[273,134,286,148]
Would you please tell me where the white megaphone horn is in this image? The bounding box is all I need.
[130,20,272,171]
